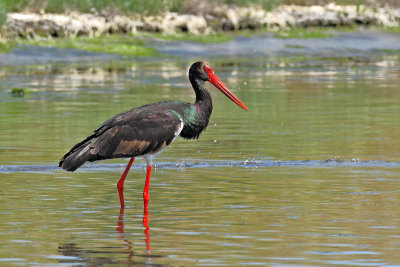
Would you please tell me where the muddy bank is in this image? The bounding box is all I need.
[4,3,400,38]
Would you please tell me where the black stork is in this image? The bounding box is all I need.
[59,62,248,208]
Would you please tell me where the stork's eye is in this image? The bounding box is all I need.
[205,66,213,74]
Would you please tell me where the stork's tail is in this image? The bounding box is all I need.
[59,137,94,172]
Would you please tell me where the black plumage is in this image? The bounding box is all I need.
[59,61,247,194]
[59,102,185,171]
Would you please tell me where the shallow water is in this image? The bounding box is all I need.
[1,51,400,265]
[154,30,400,58]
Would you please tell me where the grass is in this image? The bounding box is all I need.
[19,35,159,56]
[275,27,333,39]
[3,32,234,56]
[0,40,17,53]
[282,0,364,6]
[377,48,400,54]
[383,25,400,33]
[0,0,396,29]
[0,0,381,17]
[0,1,6,27]
[0,0,183,15]
[0,0,281,15]
[143,32,234,43]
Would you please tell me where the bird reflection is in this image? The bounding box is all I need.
[116,206,135,264]
[57,203,154,265]
[117,202,152,257]
[143,203,151,253]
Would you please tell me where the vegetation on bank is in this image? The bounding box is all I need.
[0,0,377,16]
[0,1,7,26]
[22,35,159,56]
[0,0,369,32]
[0,0,399,56]
[145,32,234,43]
[0,0,395,22]
[275,28,334,39]
[0,32,234,55]
[1,25,399,56]
[0,27,346,55]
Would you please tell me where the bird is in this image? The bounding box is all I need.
[59,61,248,208]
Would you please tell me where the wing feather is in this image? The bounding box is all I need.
[88,109,183,160]
[60,100,188,170]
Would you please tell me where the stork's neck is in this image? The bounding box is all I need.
[179,76,212,140]
[180,75,212,139]
[190,76,212,107]
[190,77,213,128]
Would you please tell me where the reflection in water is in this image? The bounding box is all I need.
[143,205,151,254]
[57,206,153,265]
[58,243,119,265]
[117,205,152,258]
[116,207,135,264]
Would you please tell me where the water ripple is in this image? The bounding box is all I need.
[1,159,399,174]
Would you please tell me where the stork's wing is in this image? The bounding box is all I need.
[89,108,183,160]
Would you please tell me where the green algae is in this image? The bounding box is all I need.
[275,28,334,39]
[20,35,159,57]
[11,33,233,57]
[0,40,17,53]
[142,32,234,43]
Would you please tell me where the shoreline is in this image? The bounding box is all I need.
[3,3,400,40]
[1,29,400,67]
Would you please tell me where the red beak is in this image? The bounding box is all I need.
[208,74,248,111]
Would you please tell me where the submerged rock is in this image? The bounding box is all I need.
[10,87,34,97]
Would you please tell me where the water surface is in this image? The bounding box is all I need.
[1,49,400,265]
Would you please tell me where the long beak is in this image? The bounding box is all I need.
[208,74,248,111]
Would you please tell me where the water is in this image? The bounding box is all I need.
[1,48,400,265]
[154,31,400,58]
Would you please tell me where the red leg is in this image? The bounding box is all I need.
[143,203,151,253]
[143,165,152,253]
[117,157,135,207]
[116,206,125,233]
[143,165,152,208]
